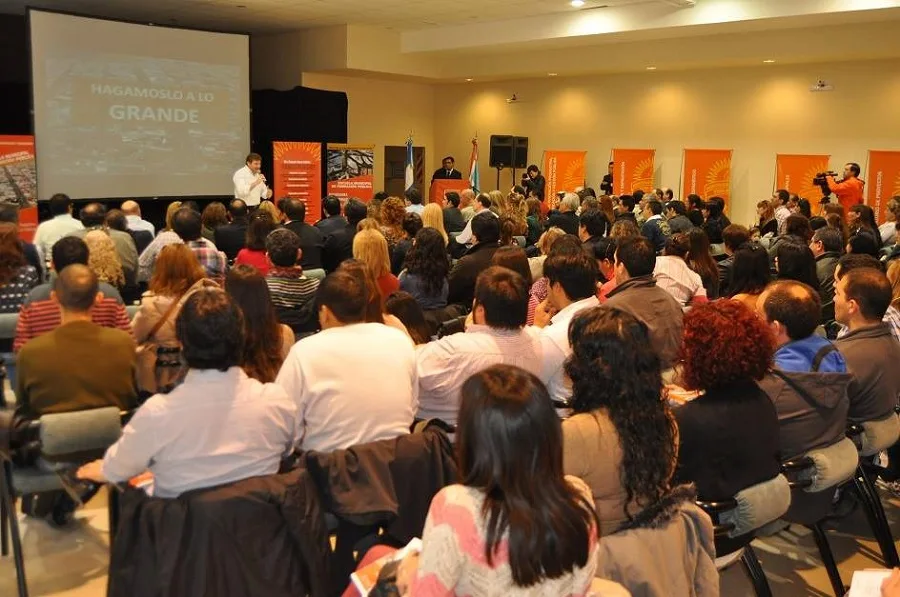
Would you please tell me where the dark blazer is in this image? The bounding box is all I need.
[128,229,154,256]
[600,174,613,195]
[524,173,546,200]
[284,220,324,271]
[432,168,462,181]
[447,242,500,307]
[674,380,782,554]
[546,210,579,236]
[214,220,248,261]
[322,223,357,273]
[315,215,348,239]
[108,468,331,597]
[442,207,466,233]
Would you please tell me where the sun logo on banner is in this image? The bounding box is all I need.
[273,141,321,162]
[633,157,655,191]
[798,162,830,199]
[893,171,900,197]
[704,159,732,200]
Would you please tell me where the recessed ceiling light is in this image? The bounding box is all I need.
[236,4,246,8]
[763,59,776,63]
[548,72,558,77]
[570,0,586,7]
[465,78,473,82]
[646,66,657,71]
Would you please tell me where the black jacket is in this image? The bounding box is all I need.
[322,223,357,273]
[128,229,154,256]
[108,468,331,597]
[432,168,462,181]
[524,173,546,200]
[443,207,466,233]
[284,220,324,270]
[315,215,348,239]
[546,210,579,236]
[214,220,248,261]
[600,174,613,195]
[448,242,499,307]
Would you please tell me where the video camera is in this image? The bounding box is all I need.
[812,171,837,203]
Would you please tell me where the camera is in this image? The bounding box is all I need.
[812,171,837,201]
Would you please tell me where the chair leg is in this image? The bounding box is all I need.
[0,463,8,557]
[740,544,773,597]
[810,523,845,597]
[107,486,119,550]
[855,467,900,567]
[1,461,28,597]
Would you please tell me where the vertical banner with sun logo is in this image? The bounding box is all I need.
[273,141,323,224]
[542,150,587,210]
[610,148,655,196]
[681,149,733,209]
[774,154,831,201]
[866,150,900,224]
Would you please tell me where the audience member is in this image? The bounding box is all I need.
[640,200,670,253]
[0,222,39,313]
[700,197,730,246]
[235,211,278,275]
[610,218,640,239]
[225,265,294,383]
[529,250,600,401]
[879,197,900,246]
[33,193,83,263]
[547,193,579,235]
[105,208,152,255]
[391,213,423,274]
[172,207,227,281]
[454,193,498,249]
[686,194,705,227]
[810,227,842,312]
[686,228,721,299]
[448,212,501,307]
[214,199,251,262]
[527,235,582,324]
[665,200,693,235]
[605,236,683,368]
[563,306,677,536]
[69,202,139,288]
[459,189,477,222]
[276,268,416,452]
[16,265,137,419]
[281,198,324,271]
[398,228,449,310]
[491,245,532,286]
[528,226,565,282]
[400,364,599,595]
[773,189,791,234]
[776,241,820,292]
[323,198,367,272]
[316,195,347,237]
[835,254,900,342]
[847,229,882,257]
[849,203,878,236]
[265,228,320,332]
[380,196,408,250]
[579,209,609,257]
[718,224,751,297]
[525,197,545,246]
[834,267,900,423]
[442,191,466,233]
[120,200,155,236]
[200,201,228,243]
[257,199,283,224]
[384,291,431,345]
[674,300,781,555]
[162,201,182,233]
[757,200,778,237]
[353,228,399,300]
[404,187,424,215]
[728,242,772,310]
[78,289,297,498]
[593,237,619,301]
[84,230,125,290]
[768,214,813,261]
[416,266,541,424]
[653,234,707,306]
[338,259,410,336]
[421,203,449,245]
[0,204,43,278]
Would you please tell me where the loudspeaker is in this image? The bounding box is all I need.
[489,135,513,168]
[512,136,528,169]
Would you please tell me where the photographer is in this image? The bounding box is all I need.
[826,163,865,214]
[521,165,546,202]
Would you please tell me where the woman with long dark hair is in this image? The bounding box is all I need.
[728,242,772,311]
[562,306,677,536]
[685,228,720,299]
[399,228,449,310]
[0,222,39,313]
[404,364,600,594]
[235,212,278,275]
[849,203,878,236]
[225,265,294,383]
[491,245,533,286]
[775,241,820,292]
[385,291,431,345]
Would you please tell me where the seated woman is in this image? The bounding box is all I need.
[653,234,708,306]
[353,228,400,300]
[77,289,297,498]
[84,230,125,290]
[527,235,582,325]
[674,300,782,556]
[563,306,678,537]
[398,228,449,310]
[398,364,601,596]
[0,222,39,313]
[728,242,772,312]
[385,291,431,345]
[235,211,278,275]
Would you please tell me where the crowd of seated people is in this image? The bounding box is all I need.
[1,185,899,597]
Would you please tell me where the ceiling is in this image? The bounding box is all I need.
[1,0,654,33]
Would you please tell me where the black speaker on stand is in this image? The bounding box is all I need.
[489,135,512,189]
[512,136,528,188]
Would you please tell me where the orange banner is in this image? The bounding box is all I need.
[681,149,733,204]
[0,135,37,242]
[610,149,655,196]
[273,141,322,225]
[542,150,587,210]
[866,150,900,225]
[326,143,374,203]
[774,154,831,200]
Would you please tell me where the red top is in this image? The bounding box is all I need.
[377,273,400,299]
[235,249,270,276]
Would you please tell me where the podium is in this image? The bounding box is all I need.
[429,179,469,204]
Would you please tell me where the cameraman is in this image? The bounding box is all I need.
[826,163,864,214]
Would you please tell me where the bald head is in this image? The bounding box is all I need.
[121,200,140,216]
[53,264,99,313]
[759,280,821,343]
[80,202,107,228]
[460,189,476,207]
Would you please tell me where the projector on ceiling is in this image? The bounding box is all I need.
[659,0,696,6]
[810,80,834,92]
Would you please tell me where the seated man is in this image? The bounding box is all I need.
[605,236,683,369]
[282,198,324,271]
[717,224,750,297]
[417,266,542,424]
[68,202,139,287]
[315,195,347,238]
[15,237,131,352]
[265,228,320,332]
[834,254,900,342]
[810,227,842,315]
[447,212,501,307]
[639,199,670,253]
[323,198,367,273]
[16,265,138,419]
[172,208,227,282]
[528,251,600,402]
[834,267,900,423]
[77,289,298,498]
[276,269,417,452]
[214,199,251,262]
[578,209,608,257]
[442,191,466,234]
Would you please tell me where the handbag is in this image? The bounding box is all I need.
[135,295,185,395]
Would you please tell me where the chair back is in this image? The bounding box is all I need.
[850,413,900,457]
[717,474,791,538]
[40,406,123,461]
[782,436,858,493]
[305,268,326,281]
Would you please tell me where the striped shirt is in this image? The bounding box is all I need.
[15,293,132,352]
[265,267,320,310]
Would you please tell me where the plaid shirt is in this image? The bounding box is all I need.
[187,239,227,282]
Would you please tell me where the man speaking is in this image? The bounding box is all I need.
[432,156,462,182]
[233,153,272,207]
[826,162,864,214]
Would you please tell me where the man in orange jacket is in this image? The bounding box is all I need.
[826,162,865,214]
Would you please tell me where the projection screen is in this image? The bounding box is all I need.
[30,10,251,199]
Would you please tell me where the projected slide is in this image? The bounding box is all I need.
[31,11,251,199]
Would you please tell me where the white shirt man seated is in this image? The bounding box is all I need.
[233,152,272,207]
[276,268,418,453]
[121,200,155,236]
[78,289,298,498]
[416,266,542,425]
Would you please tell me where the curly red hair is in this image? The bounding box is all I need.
[681,300,774,391]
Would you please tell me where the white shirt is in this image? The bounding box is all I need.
[101,368,297,498]
[276,322,418,452]
[416,325,543,424]
[653,255,707,306]
[774,205,791,235]
[126,214,155,236]
[33,214,83,263]
[455,209,499,245]
[406,204,425,216]
[529,296,600,401]
[233,165,269,207]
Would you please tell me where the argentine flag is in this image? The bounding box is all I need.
[404,137,415,191]
[469,137,480,192]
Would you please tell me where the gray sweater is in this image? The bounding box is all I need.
[836,322,900,423]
